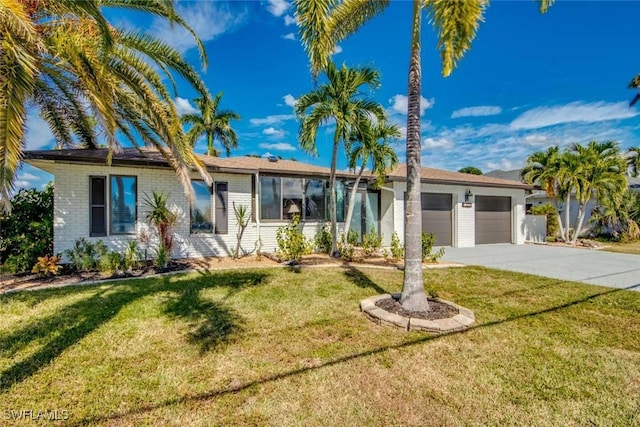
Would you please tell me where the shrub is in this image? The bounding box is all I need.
[314,224,332,254]
[0,184,54,273]
[154,244,171,269]
[64,238,108,272]
[31,255,61,277]
[390,232,404,260]
[361,227,382,257]
[124,240,141,270]
[99,251,123,274]
[338,233,355,261]
[422,232,445,263]
[276,215,312,263]
[347,229,360,246]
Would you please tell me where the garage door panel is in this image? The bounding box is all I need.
[475,196,511,244]
[421,193,452,246]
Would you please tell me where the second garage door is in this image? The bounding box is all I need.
[421,193,452,246]
[475,196,511,244]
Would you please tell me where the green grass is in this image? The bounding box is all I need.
[1,266,639,426]
[599,240,640,255]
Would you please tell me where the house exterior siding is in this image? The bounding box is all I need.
[382,181,526,247]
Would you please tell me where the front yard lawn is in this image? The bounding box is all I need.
[1,266,639,426]
[599,241,640,255]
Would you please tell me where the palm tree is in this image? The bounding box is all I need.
[294,0,554,312]
[627,146,640,177]
[569,141,627,244]
[296,62,384,256]
[182,92,241,157]
[629,74,640,107]
[342,116,400,239]
[522,146,567,240]
[0,0,209,212]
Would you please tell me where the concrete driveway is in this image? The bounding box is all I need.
[441,244,640,291]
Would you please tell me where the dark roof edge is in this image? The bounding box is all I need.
[386,175,533,190]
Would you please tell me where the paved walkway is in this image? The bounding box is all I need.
[442,244,640,291]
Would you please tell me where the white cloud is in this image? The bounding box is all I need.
[250,114,296,126]
[150,2,247,54]
[451,105,502,119]
[332,45,343,55]
[486,158,517,171]
[422,137,454,149]
[283,94,297,107]
[262,127,286,138]
[267,0,290,17]
[174,97,197,115]
[282,32,296,41]
[284,14,297,26]
[510,101,639,131]
[522,134,548,146]
[259,142,297,151]
[261,152,274,158]
[388,94,435,117]
[25,111,54,150]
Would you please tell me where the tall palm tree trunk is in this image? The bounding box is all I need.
[342,164,366,240]
[572,202,588,244]
[551,199,565,240]
[400,0,429,313]
[329,132,341,257]
[564,192,571,241]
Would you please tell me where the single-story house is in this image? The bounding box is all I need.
[23,148,532,260]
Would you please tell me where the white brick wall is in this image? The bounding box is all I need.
[52,163,526,260]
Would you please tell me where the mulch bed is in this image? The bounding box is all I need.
[375,295,459,320]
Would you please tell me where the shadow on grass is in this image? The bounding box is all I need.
[342,267,389,294]
[74,280,640,426]
[0,270,270,392]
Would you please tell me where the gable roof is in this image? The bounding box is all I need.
[484,169,524,182]
[23,148,532,189]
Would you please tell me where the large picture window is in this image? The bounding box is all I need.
[191,180,213,233]
[110,176,137,234]
[259,175,342,221]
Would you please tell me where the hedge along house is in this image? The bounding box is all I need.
[23,148,532,260]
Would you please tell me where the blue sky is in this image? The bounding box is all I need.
[17,0,640,190]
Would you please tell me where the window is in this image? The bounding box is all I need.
[110,175,137,234]
[282,177,303,219]
[260,176,281,220]
[90,176,107,236]
[305,179,326,220]
[191,180,213,233]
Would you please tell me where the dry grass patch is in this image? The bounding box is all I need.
[599,241,640,255]
[0,266,639,426]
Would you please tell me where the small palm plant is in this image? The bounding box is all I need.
[143,191,177,268]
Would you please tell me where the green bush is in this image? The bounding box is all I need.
[422,232,445,263]
[347,229,359,246]
[314,224,332,254]
[0,184,54,273]
[390,232,404,260]
[361,227,382,257]
[99,251,123,274]
[124,240,141,270]
[276,215,312,263]
[338,233,355,261]
[154,244,171,269]
[64,238,108,272]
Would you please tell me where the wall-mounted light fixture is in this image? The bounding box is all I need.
[464,189,473,203]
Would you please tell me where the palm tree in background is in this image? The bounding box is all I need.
[182,92,241,157]
[294,0,555,312]
[629,74,640,107]
[0,0,210,212]
[569,140,627,244]
[522,146,567,240]
[296,61,384,256]
[342,115,400,240]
